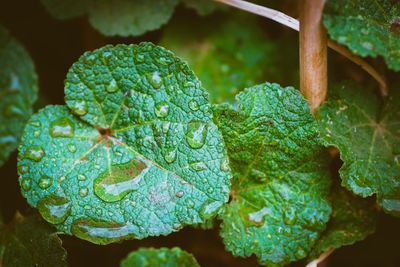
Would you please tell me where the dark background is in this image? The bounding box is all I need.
[1,1,399,266]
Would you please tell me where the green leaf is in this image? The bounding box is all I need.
[316,82,400,216]
[309,185,377,259]
[0,25,37,167]
[40,0,88,19]
[160,14,298,104]
[120,247,200,267]
[214,83,332,266]
[0,213,67,267]
[182,0,223,16]
[324,0,400,71]
[17,43,231,245]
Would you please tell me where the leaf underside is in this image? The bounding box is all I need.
[324,0,400,71]
[316,82,400,216]
[0,25,37,167]
[214,83,332,267]
[120,247,200,267]
[17,43,231,244]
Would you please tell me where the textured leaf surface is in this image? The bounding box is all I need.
[0,25,37,166]
[316,83,400,216]
[160,14,298,104]
[214,83,332,266]
[324,0,400,71]
[309,185,377,259]
[0,213,67,267]
[17,43,231,244]
[120,247,200,267]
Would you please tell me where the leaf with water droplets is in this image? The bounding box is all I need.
[160,13,299,103]
[18,43,231,245]
[309,184,377,260]
[214,83,332,266]
[316,82,400,216]
[324,0,400,71]
[120,247,200,267]
[0,25,38,166]
[0,213,67,267]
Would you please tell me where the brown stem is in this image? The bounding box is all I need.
[213,0,388,95]
[299,0,327,113]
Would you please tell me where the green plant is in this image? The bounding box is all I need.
[0,0,399,266]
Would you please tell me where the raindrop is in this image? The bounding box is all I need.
[207,187,214,193]
[25,146,45,162]
[220,158,230,172]
[68,144,77,153]
[80,187,89,197]
[200,200,223,218]
[71,100,88,116]
[154,102,169,118]
[186,198,195,208]
[147,71,162,89]
[18,165,29,174]
[163,149,177,164]
[49,117,74,138]
[190,162,207,171]
[78,174,87,181]
[176,191,184,198]
[106,79,119,93]
[38,175,53,189]
[21,178,32,191]
[38,195,71,224]
[135,53,145,63]
[186,122,208,149]
[33,130,41,137]
[188,100,199,111]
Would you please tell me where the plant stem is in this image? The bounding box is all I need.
[306,249,334,267]
[299,0,327,113]
[213,0,388,95]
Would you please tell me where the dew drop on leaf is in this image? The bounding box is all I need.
[77,174,87,181]
[200,200,223,218]
[190,161,207,171]
[38,195,71,224]
[49,117,74,138]
[71,100,88,116]
[38,175,53,189]
[220,158,230,172]
[18,164,29,174]
[106,79,119,93]
[188,100,199,111]
[186,122,208,149]
[25,146,45,162]
[147,71,162,89]
[154,101,169,118]
[79,187,89,197]
[68,144,77,153]
[21,177,32,191]
[163,149,177,164]
[176,191,184,198]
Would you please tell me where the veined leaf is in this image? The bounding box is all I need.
[214,83,332,266]
[324,0,400,71]
[17,43,231,244]
[309,185,377,259]
[316,82,400,216]
[120,247,200,267]
[0,25,37,167]
[160,14,298,104]
[0,213,67,267]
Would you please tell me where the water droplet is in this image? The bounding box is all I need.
[21,178,32,191]
[147,71,162,89]
[176,191,184,198]
[4,104,23,117]
[78,174,87,181]
[295,247,306,259]
[135,53,145,63]
[284,207,297,225]
[94,158,149,202]
[163,149,176,164]
[72,100,88,116]
[186,198,195,208]
[207,187,214,193]
[38,175,53,189]
[190,162,207,171]
[106,79,119,93]
[188,100,199,111]
[71,219,138,245]
[154,102,169,118]
[80,187,89,197]
[220,158,230,172]
[162,122,170,133]
[18,165,29,174]
[25,146,45,162]
[33,130,40,137]
[38,195,71,224]
[248,207,270,225]
[186,122,208,149]
[31,121,41,127]
[200,200,223,218]
[49,117,74,138]
[68,144,77,153]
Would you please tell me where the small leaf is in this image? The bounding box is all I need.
[316,82,400,216]
[120,247,200,267]
[324,0,400,71]
[18,43,231,245]
[0,25,38,167]
[0,213,67,267]
[309,184,377,259]
[160,14,298,104]
[214,83,332,266]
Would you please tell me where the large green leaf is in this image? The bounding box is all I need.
[17,43,231,244]
[0,25,37,167]
[316,82,400,215]
[309,185,377,259]
[324,0,400,71]
[120,247,200,267]
[214,83,332,266]
[0,213,67,267]
[160,14,298,104]
[40,0,88,19]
